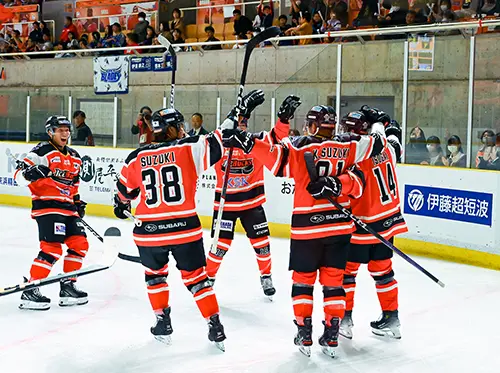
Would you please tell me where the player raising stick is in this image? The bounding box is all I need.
[339,107,407,340]
[113,91,263,350]
[15,116,89,310]
[223,103,388,357]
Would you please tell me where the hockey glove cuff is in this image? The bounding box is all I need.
[74,195,87,218]
[306,176,342,200]
[278,95,301,123]
[23,164,52,182]
[222,129,255,154]
[113,194,131,220]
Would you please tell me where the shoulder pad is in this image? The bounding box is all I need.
[291,135,320,148]
[178,135,201,145]
[67,146,81,159]
[333,133,361,143]
[30,141,52,156]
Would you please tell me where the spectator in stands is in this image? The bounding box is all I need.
[312,12,323,35]
[479,0,498,16]
[125,33,141,54]
[330,0,348,27]
[422,136,446,166]
[25,38,37,53]
[233,9,253,39]
[321,9,342,42]
[131,106,153,146]
[289,128,301,137]
[10,30,24,52]
[406,126,429,164]
[159,22,170,40]
[285,11,313,45]
[171,28,185,51]
[66,32,79,49]
[72,110,94,146]
[405,10,417,24]
[379,0,408,27]
[29,21,43,44]
[444,135,466,168]
[168,8,186,41]
[60,16,78,44]
[203,26,222,50]
[102,23,126,48]
[188,113,209,136]
[290,0,309,23]
[279,14,292,33]
[140,26,156,51]
[79,38,90,54]
[0,33,8,53]
[89,31,101,49]
[476,129,497,168]
[134,11,149,43]
[38,33,53,51]
[428,0,456,22]
[354,0,379,26]
[257,0,275,30]
[104,25,113,39]
[477,133,500,171]
[40,21,51,39]
[455,0,481,18]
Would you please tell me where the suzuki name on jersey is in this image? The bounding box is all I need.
[140,152,176,167]
[313,147,349,160]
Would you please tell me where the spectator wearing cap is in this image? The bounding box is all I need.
[188,113,209,136]
[423,136,446,166]
[60,16,78,44]
[131,106,154,146]
[134,12,149,43]
[72,111,94,146]
[203,26,222,50]
[444,135,466,168]
[29,22,43,44]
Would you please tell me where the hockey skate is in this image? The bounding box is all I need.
[59,279,88,307]
[19,277,50,311]
[339,310,354,339]
[151,307,173,344]
[208,314,226,352]
[260,274,276,300]
[294,317,313,357]
[371,310,401,339]
[319,317,340,358]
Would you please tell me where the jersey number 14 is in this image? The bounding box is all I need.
[373,163,397,205]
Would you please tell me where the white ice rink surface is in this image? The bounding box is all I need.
[0,205,499,373]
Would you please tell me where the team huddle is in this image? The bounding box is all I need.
[14,89,408,356]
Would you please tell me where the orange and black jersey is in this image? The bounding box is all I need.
[250,131,387,240]
[16,141,81,218]
[116,131,224,247]
[350,136,408,245]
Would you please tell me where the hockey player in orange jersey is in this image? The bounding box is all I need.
[207,94,300,299]
[338,107,408,340]
[112,91,264,350]
[223,101,388,357]
[15,116,89,311]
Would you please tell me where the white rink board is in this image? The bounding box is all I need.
[0,142,498,254]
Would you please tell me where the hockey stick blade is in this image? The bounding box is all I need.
[303,152,445,288]
[118,252,142,263]
[0,227,121,297]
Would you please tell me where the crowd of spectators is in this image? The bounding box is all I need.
[0,0,40,6]
[406,126,500,170]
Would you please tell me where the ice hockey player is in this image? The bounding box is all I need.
[207,92,297,299]
[339,107,407,340]
[112,91,264,350]
[14,116,89,311]
[223,103,388,357]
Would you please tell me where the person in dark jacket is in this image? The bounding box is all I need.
[134,12,149,43]
[29,21,44,43]
[406,126,429,164]
[188,113,209,136]
[233,9,253,38]
[72,110,94,146]
[203,26,222,50]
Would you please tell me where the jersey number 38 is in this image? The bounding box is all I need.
[142,165,185,207]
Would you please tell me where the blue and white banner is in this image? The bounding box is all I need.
[130,56,173,72]
[93,56,129,95]
[404,184,493,226]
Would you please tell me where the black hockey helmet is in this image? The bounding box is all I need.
[386,119,402,142]
[151,108,184,135]
[339,111,371,135]
[45,115,72,135]
[304,105,337,137]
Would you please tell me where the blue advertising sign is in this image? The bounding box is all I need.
[404,184,493,226]
[130,56,173,72]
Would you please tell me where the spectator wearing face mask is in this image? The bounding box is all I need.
[428,0,457,22]
[444,135,466,168]
[134,12,149,43]
[476,131,500,170]
[378,0,408,27]
[406,126,428,164]
[423,136,446,166]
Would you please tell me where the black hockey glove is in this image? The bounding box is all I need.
[113,194,131,220]
[22,164,52,182]
[222,128,255,154]
[360,105,391,125]
[74,195,87,219]
[385,120,402,142]
[278,95,301,123]
[231,89,265,119]
[306,176,342,200]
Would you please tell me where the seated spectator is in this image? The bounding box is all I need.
[66,32,79,49]
[25,38,37,53]
[168,8,186,41]
[321,9,342,33]
[423,136,446,166]
[379,0,408,27]
[171,28,185,51]
[60,16,78,44]
[38,33,53,51]
[89,31,101,49]
[354,0,379,26]
[142,26,156,46]
[290,0,309,24]
[444,135,466,168]
[406,10,417,25]
[233,9,253,39]
[40,21,51,39]
[479,0,498,16]
[125,33,141,54]
[10,30,24,52]
[0,33,9,53]
[406,126,428,164]
[278,15,293,46]
[312,12,323,35]
[159,22,170,40]
[455,0,481,18]
[476,129,497,168]
[428,0,457,22]
[102,23,126,48]
[104,25,113,40]
[79,38,89,52]
[203,26,222,50]
[285,11,313,45]
[134,11,149,43]
[330,0,348,27]
[257,0,275,30]
[477,133,500,171]
[29,21,43,44]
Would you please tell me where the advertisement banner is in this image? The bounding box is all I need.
[93,56,129,95]
[404,184,493,227]
[130,56,173,72]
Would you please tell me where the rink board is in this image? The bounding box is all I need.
[0,142,498,270]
